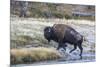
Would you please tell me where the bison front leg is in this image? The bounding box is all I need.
[56,41,63,50]
[57,43,62,50]
[56,45,60,50]
[69,44,77,53]
[57,39,63,50]
[57,43,66,52]
[62,43,67,51]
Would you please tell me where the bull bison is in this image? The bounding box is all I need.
[44,24,84,59]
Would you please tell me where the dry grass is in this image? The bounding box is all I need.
[11,47,62,64]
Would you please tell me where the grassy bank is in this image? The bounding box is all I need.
[11,47,62,64]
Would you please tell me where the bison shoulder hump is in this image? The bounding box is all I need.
[52,24,68,40]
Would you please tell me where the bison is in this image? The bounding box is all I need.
[44,24,84,59]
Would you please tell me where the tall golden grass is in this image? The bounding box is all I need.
[11,47,62,64]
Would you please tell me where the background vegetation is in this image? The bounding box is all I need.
[10,0,95,20]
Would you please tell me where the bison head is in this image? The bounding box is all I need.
[44,26,53,43]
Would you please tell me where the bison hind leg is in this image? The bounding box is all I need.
[77,43,83,59]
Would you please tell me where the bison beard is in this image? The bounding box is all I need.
[44,24,83,59]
